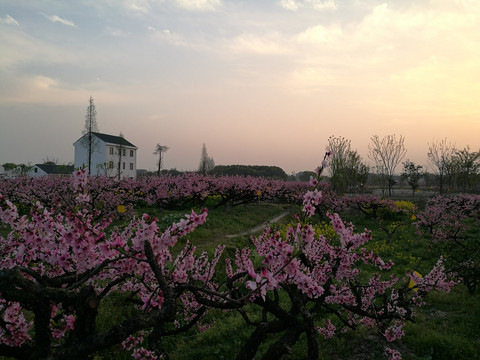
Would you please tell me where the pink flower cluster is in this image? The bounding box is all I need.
[316,319,336,339]
[302,189,322,217]
[0,301,32,347]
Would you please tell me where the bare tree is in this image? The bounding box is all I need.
[80,96,99,175]
[427,138,455,194]
[154,144,169,175]
[198,143,215,175]
[96,162,115,178]
[42,156,58,165]
[368,134,407,196]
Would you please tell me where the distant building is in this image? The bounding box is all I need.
[1,164,33,178]
[28,163,74,177]
[73,132,138,179]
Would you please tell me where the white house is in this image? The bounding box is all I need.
[73,132,138,179]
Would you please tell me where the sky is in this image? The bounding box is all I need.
[1,0,479,174]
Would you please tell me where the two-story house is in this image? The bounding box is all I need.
[73,132,138,179]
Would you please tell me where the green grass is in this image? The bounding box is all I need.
[138,201,296,254]
[402,286,480,360]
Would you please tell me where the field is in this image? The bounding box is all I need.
[0,172,479,360]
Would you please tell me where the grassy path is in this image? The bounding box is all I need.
[225,211,290,238]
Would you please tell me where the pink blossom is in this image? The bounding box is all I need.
[316,319,336,339]
[384,347,402,360]
[384,321,404,342]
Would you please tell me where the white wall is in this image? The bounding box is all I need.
[28,166,48,177]
[104,145,137,179]
[74,140,107,176]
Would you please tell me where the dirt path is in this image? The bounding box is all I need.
[225,211,290,238]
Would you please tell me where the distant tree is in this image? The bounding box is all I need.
[427,138,455,194]
[154,144,170,176]
[210,165,288,180]
[326,136,351,193]
[2,163,17,172]
[368,134,407,196]
[198,143,215,175]
[402,160,423,196]
[297,171,316,182]
[80,96,99,175]
[326,136,368,193]
[452,146,480,192]
[356,162,370,193]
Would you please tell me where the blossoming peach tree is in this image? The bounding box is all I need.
[0,159,454,360]
[0,169,228,360]
[415,194,480,294]
[228,154,454,360]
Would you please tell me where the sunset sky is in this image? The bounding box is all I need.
[1,0,479,174]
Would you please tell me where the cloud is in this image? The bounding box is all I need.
[33,75,59,90]
[306,0,336,11]
[297,24,343,44]
[147,26,190,47]
[280,0,336,11]
[279,0,302,11]
[40,13,76,27]
[105,27,130,37]
[287,67,337,93]
[229,33,291,55]
[123,0,151,13]
[174,0,222,12]
[1,15,19,26]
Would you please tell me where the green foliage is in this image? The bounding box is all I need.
[297,171,316,182]
[2,163,17,172]
[402,160,423,195]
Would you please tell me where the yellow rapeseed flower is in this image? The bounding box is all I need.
[408,271,422,292]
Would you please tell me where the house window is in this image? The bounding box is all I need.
[123,162,125,170]
[122,149,126,156]
[130,163,133,170]
[110,147,114,155]
[34,168,38,173]
[130,150,134,157]
[109,161,113,168]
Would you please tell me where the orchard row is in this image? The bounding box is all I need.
[0,172,310,218]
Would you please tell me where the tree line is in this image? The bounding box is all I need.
[326,135,480,195]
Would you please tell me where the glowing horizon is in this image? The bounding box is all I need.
[1,0,479,174]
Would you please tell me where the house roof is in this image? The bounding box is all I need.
[36,164,75,175]
[74,132,137,148]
